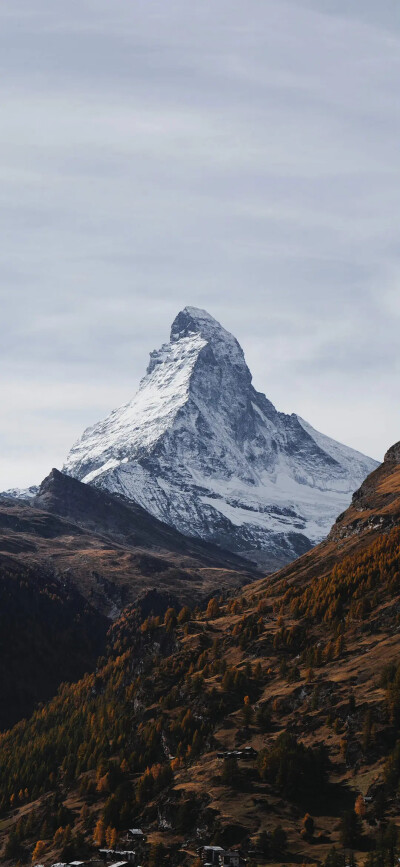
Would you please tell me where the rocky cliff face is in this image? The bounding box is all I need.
[64,307,378,569]
[384,441,400,464]
[327,440,400,544]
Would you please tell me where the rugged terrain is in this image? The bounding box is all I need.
[0,469,253,619]
[1,442,400,866]
[64,307,377,569]
[0,471,253,727]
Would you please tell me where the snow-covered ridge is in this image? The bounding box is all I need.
[64,306,378,570]
[65,330,207,482]
[0,485,38,502]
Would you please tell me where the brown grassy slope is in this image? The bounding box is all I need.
[133,443,400,859]
[158,445,400,860]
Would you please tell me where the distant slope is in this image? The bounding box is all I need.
[0,470,254,621]
[64,307,377,569]
[34,468,254,571]
[0,484,38,501]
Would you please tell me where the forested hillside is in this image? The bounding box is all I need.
[0,555,107,729]
[2,445,400,866]
[0,444,400,867]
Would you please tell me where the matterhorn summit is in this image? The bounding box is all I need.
[64,307,378,568]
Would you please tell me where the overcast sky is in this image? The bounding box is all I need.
[1,0,399,489]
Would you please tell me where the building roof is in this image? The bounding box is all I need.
[204,846,225,851]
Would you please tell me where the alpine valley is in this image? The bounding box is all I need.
[2,434,400,867]
[2,307,398,867]
[64,307,377,569]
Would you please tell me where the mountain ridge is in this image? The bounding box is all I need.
[0,469,254,622]
[0,468,254,728]
[34,467,255,574]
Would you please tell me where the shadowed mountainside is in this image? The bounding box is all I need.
[0,469,255,621]
[0,470,254,729]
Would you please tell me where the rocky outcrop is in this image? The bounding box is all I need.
[384,442,400,464]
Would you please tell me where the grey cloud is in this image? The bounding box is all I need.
[0,0,399,486]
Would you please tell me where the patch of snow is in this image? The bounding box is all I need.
[65,331,207,478]
[1,485,39,501]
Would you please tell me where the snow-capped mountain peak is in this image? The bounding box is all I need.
[169,306,248,370]
[64,308,378,569]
